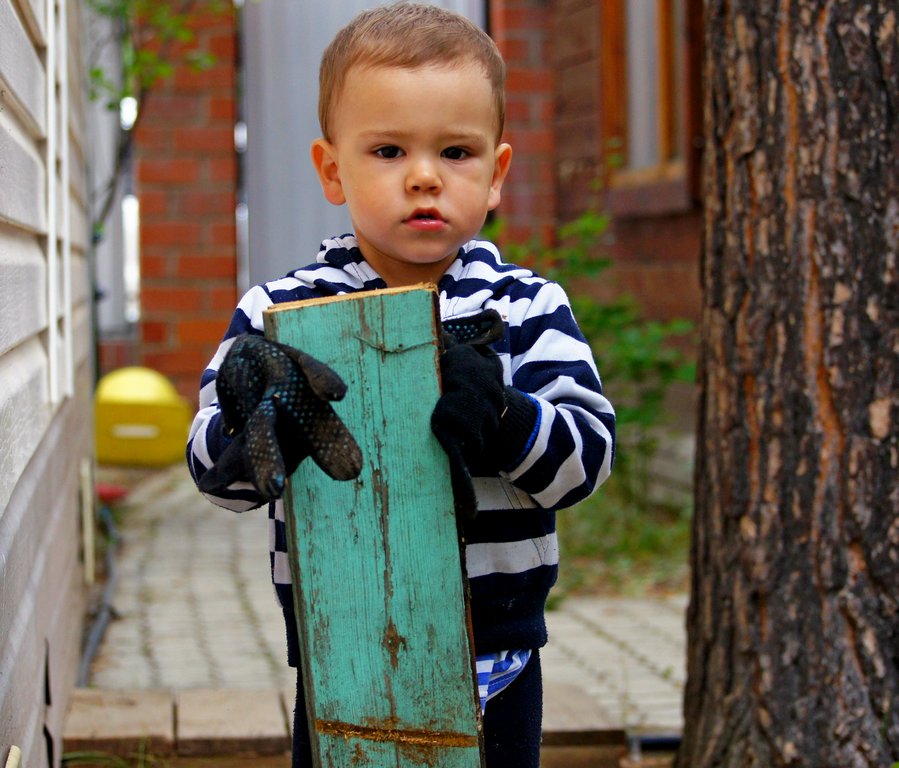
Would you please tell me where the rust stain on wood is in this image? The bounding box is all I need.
[316,719,479,748]
[382,618,408,671]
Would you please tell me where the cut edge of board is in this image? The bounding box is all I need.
[263,282,438,317]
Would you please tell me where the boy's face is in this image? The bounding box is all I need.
[311,62,512,287]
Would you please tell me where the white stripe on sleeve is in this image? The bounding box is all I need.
[465,533,559,579]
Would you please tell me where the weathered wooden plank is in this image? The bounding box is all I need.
[264,286,483,767]
[176,690,290,756]
[542,682,628,745]
[63,690,175,757]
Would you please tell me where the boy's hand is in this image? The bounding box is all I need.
[198,334,362,501]
[432,338,505,519]
[433,310,535,519]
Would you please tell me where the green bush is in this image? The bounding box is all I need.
[484,210,696,597]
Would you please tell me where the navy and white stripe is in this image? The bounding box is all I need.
[187,236,615,662]
[475,649,532,709]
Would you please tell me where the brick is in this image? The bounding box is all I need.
[185,7,236,32]
[210,221,236,246]
[142,286,205,312]
[140,94,205,121]
[133,124,171,151]
[173,375,201,401]
[208,157,237,183]
[500,222,540,245]
[208,31,236,60]
[508,127,554,154]
[178,318,229,345]
[498,37,530,63]
[98,341,133,374]
[209,285,238,311]
[506,67,553,94]
[63,689,174,757]
[138,158,200,185]
[174,63,234,91]
[174,126,235,153]
[609,264,701,323]
[141,321,170,344]
[613,213,702,264]
[501,7,550,34]
[138,190,169,216]
[181,190,236,216]
[175,689,289,757]
[141,254,170,279]
[145,348,214,378]
[209,96,236,121]
[141,221,203,247]
[504,98,533,124]
[177,254,236,279]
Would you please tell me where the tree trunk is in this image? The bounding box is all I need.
[679,2,898,766]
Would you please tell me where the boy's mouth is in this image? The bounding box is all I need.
[404,208,447,231]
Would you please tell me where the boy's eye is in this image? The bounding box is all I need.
[374,146,402,159]
[442,146,468,161]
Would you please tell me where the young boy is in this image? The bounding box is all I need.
[186,4,615,766]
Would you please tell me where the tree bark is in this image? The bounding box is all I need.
[679,2,898,766]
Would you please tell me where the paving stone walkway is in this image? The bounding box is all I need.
[86,463,687,737]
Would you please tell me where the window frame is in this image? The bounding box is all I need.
[599,0,703,218]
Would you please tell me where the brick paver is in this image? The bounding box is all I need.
[86,464,686,740]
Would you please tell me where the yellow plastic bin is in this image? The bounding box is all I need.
[95,367,192,466]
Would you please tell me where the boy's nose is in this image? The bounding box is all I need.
[405,161,442,193]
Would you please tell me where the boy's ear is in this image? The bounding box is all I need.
[487,142,513,212]
[310,139,346,206]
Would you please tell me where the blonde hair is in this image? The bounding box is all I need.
[318,2,506,142]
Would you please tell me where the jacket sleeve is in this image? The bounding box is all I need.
[185,285,274,511]
[501,281,615,510]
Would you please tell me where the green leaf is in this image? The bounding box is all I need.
[485,203,696,514]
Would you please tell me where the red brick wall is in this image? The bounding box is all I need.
[551,0,603,218]
[111,4,238,400]
[490,0,556,245]
[491,0,701,325]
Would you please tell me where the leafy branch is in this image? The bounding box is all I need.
[484,208,696,508]
[86,0,221,240]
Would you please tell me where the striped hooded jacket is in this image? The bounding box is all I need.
[186,236,615,656]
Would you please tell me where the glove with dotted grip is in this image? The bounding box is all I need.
[198,334,363,501]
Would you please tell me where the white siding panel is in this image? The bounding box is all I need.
[70,194,90,254]
[0,338,50,516]
[72,298,92,368]
[2,0,93,760]
[0,0,46,135]
[0,127,45,233]
[12,0,45,44]
[0,396,88,765]
[72,251,90,307]
[0,227,46,357]
[67,9,86,126]
[69,127,89,211]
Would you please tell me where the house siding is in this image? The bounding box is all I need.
[1,1,92,765]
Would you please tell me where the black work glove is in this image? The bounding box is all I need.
[431,310,538,518]
[198,334,363,501]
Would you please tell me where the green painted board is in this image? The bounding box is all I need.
[263,286,484,768]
